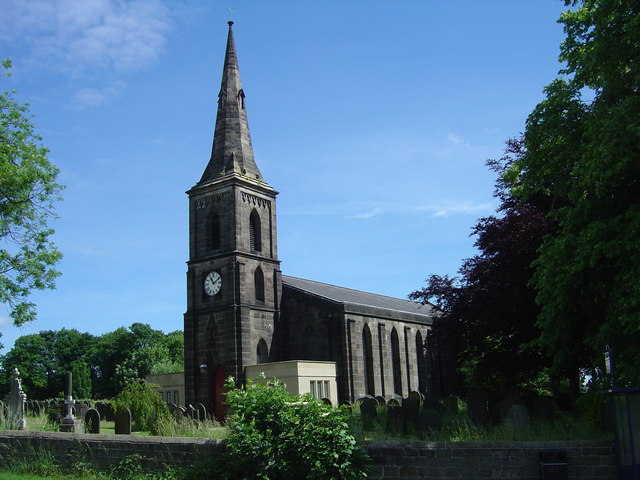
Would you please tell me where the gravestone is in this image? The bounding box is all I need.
[6,368,27,430]
[416,408,442,436]
[494,396,523,423]
[533,395,555,421]
[423,394,442,412]
[443,395,458,413]
[375,395,386,406]
[506,404,530,430]
[338,400,352,414]
[359,397,377,420]
[408,391,424,403]
[402,396,420,429]
[387,398,400,407]
[85,408,101,434]
[188,404,198,420]
[32,401,41,416]
[386,405,405,436]
[467,392,489,425]
[60,372,83,433]
[114,408,132,435]
[321,398,332,406]
[197,403,208,421]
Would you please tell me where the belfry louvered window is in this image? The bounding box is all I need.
[210,212,221,250]
[254,266,265,302]
[249,209,262,252]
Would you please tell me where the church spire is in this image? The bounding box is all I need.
[199,21,263,184]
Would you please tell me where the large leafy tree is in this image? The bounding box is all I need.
[411,140,556,400]
[1,324,183,399]
[0,60,63,333]
[510,0,640,389]
[0,328,96,398]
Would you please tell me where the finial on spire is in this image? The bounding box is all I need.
[228,7,235,24]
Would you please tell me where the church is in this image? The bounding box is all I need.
[183,22,437,417]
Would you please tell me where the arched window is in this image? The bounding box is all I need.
[416,331,425,395]
[254,266,265,303]
[209,211,221,250]
[363,324,375,396]
[257,339,269,364]
[249,210,262,252]
[391,328,402,396]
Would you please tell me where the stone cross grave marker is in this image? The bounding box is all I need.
[115,408,132,434]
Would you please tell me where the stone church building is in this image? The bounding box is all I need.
[184,22,437,417]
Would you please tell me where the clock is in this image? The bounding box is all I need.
[204,271,222,296]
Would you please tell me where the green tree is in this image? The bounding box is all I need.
[0,328,96,398]
[510,0,640,391]
[0,59,63,330]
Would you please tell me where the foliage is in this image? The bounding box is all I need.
[410,139,555,400]
[0,59,64,330]
[113,379,171,435]
[0,323,184,399]
[219,375,368,480]
[508,0,640,389]
[0,328,96,398]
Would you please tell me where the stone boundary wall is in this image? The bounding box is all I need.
[0,431,616,479]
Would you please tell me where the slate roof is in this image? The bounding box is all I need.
[282,275,436,320]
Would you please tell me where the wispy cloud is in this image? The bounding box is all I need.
[0,317,12,327]
[73,80,126,108]
[70,246,110,256]
[4,0,173,74]
[346,200,496,219]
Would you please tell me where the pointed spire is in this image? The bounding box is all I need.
[199,21,264,184]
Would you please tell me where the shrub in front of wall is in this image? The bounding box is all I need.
[220,375,368,480]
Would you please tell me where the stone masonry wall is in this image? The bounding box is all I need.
[0,431,616,479]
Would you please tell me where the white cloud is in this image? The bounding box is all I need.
[73,80,126,108]
[447,132,464,144]
[0,317,12,327]
[4,0,173,74]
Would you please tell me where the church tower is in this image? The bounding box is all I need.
[184,22,281,418]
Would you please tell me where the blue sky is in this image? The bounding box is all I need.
[0,0,568,352]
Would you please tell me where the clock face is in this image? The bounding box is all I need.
[204,271,222,296]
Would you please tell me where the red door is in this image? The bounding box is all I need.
[211,365,227,421]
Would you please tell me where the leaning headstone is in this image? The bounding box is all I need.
[114,408,132,435]
[85,408,101,434]
[188,404,198,420]
[197,403,208,421]
[506,404,530,430]
[6,368,27,430]
[402,396,420,429]
[386,404,405,436]
[416,408,442,436]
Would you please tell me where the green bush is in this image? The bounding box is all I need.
[113,380,171,435]
[220,375,368,480]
